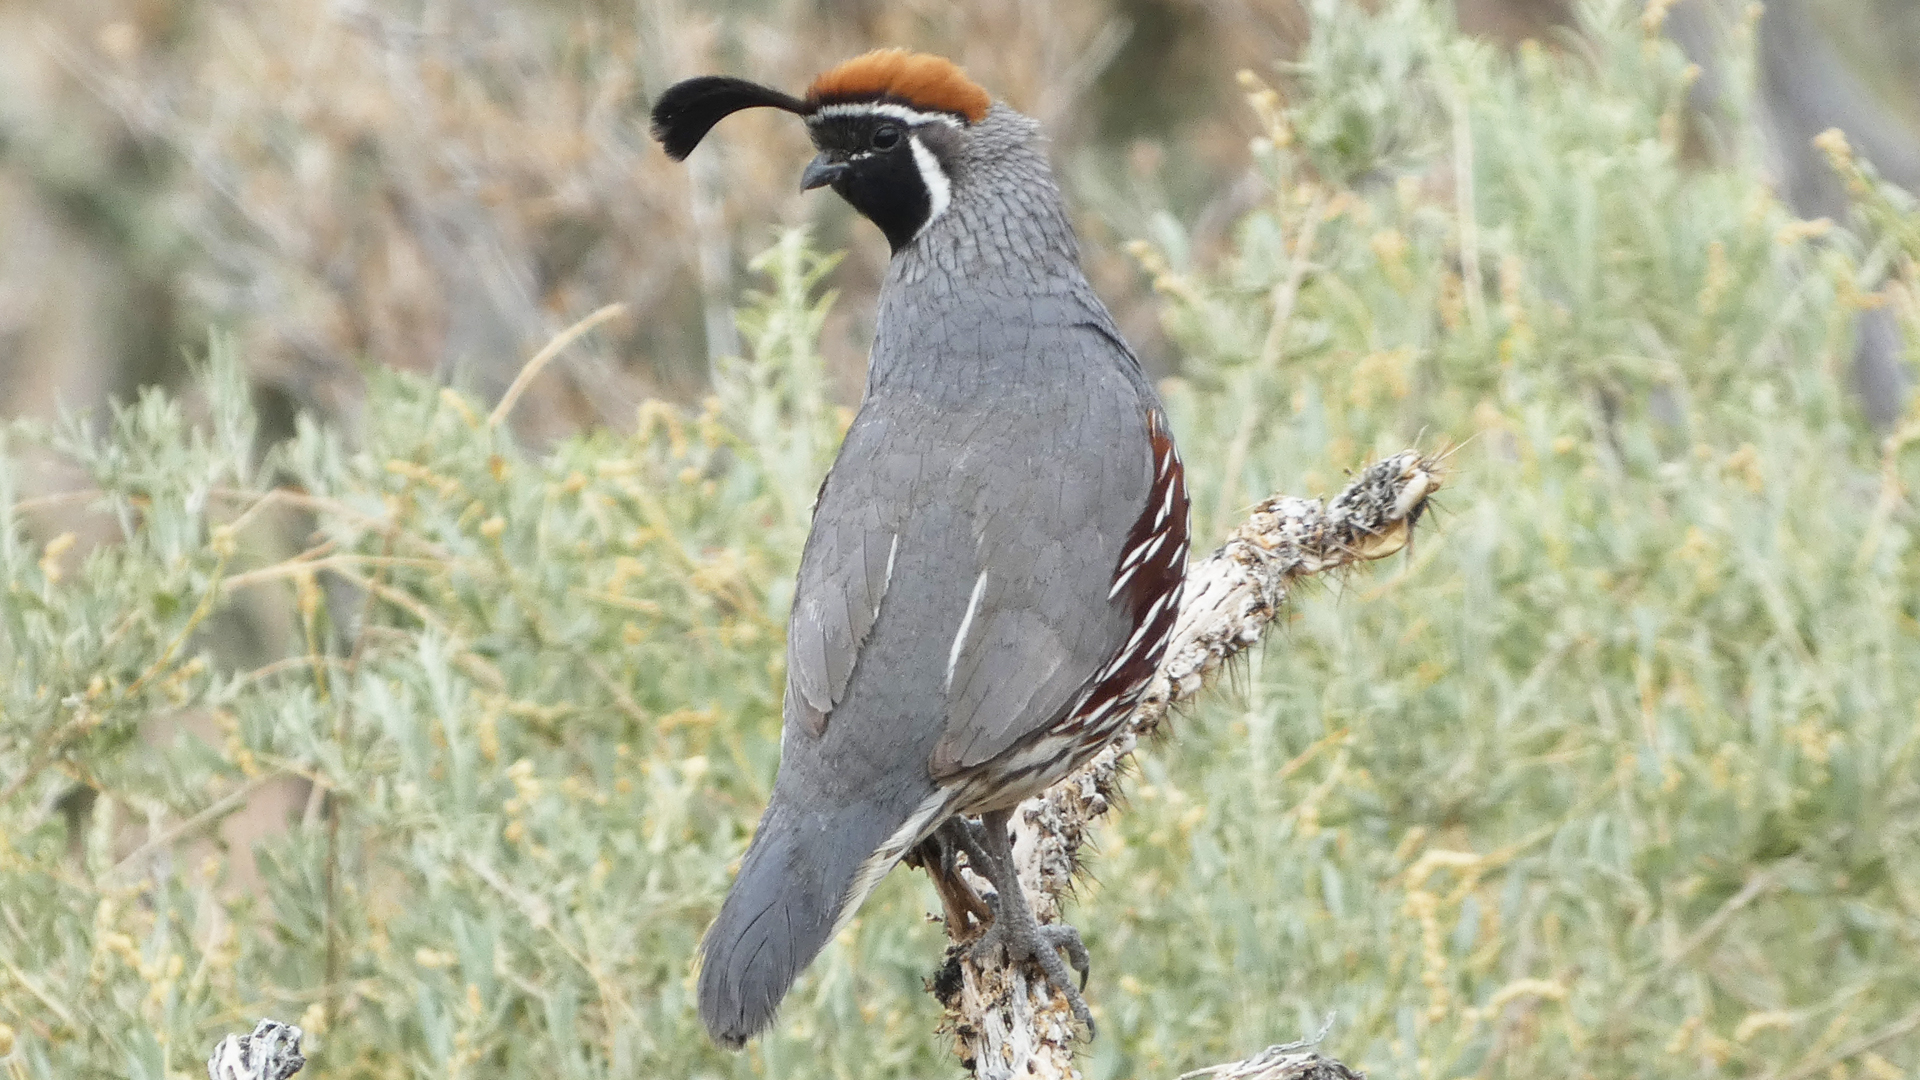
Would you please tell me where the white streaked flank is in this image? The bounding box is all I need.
[1135,530,1169,567]
[946,571,989,689]
[882,534,899,597]
[1121,522,1159,568]
[909,135,951,229]
[1121,594,1170,653]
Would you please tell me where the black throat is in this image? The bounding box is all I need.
[808,113,950,253]
[835,152,931,252]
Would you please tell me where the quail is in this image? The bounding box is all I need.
[651,49,1190,1050]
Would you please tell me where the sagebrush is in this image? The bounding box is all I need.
[4,4,1919,1078]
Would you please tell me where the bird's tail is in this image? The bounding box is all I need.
[697,791,947,1049]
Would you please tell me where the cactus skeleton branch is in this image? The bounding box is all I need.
[940,450,1444,1080]
[206,1020,306,1080]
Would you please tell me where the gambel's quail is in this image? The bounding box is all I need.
[651,49,1190,1049]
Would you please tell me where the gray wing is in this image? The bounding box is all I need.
[927,412,1147,777]
[782,320,1154,781]
[783,425,908,738]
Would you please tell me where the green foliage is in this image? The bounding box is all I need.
[4,6,1919,1080]
[1102,3,1920,1077]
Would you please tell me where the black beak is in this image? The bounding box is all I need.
[800,154,848,192]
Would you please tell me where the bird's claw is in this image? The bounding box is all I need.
[1046,923,1092,991]
[963,845,1097,1037]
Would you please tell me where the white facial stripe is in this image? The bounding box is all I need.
[908,135,951,228]
[812,101,965,129]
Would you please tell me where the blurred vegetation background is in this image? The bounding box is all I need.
[3,0,1920,1078]
[2,0,1916,439]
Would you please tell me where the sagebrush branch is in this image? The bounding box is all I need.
[938,450,1444,1080]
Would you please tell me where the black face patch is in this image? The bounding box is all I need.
[805,114,948,253]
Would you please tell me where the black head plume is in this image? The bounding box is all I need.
[650,76,811,160]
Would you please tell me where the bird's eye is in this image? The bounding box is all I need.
[871,124,902,151]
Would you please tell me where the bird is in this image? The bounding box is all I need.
[650,49,1191,1050]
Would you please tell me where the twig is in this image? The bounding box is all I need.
[107,773,286,881]
[1447,76,1486,334]
[489,303,626,427]
[2,548,232,807]
[7,489,103,515]
[220,553,444,592]
[1664,860,1796,968]
[1761,1005,1920,1080]
[1179,1016,1343,1079]
[1179,1052,1363,1080]
[1212,191,1327,539]
[943,450,1443,1079]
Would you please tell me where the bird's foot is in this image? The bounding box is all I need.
[970,893,1096,1036]
[963,810,1097,1038]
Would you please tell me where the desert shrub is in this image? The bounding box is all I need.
[3,3,1918,1079]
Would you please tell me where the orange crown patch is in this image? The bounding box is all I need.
[806,50,991,124]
